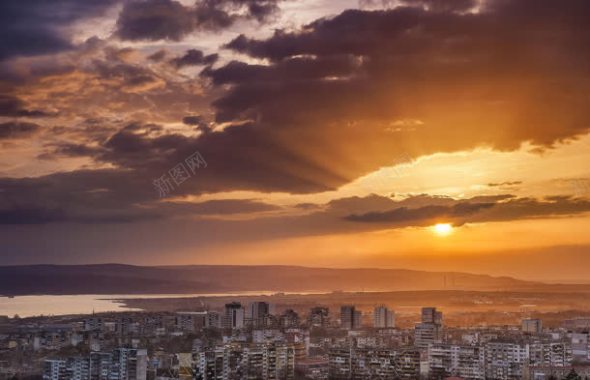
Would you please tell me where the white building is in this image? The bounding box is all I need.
[193,343,295,380]
[110,348,147,380]
[428,344,485,380]
[571,332,590,360]
[43,348,147,380]
[484,342,528,380]
[43,359,67,380]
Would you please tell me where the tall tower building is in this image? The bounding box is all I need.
[248,301,271,327]
[111,348,147,380]
[415,307,443,349]
[308,307,330,328]
[223,302,245,330]
[341,305,362,330]
[373,305,395,328]
[522,318,542,334]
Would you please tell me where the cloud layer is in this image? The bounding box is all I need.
[115,0,282,41]
[0,0,589,266]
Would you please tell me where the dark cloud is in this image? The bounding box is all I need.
[0,95,50,117]
[399,0,477,12]
[0,121,40,139]
[50,121,343,194]
[147,49,167,62]
[94,0,577,198]
[171,49,218,68]
[203,55,360,86]
[182,115,204,126]
[115,0,196,41]
[171,199,280,215]
[195,0,281,27]
[13,0,590,204]
[3,146,589,230]
[0,169,161,224]
[218,0,590,163]
[37,143,102,160]
[182,115,211,134]
[0,0,118,60]
[0,166,281,224]
[115,0,281,41]
[3,0,590,232]
[345,202,495,224]
[0,114,365,224]
[344,195,590,227]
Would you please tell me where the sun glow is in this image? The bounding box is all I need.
[433,223,454,236]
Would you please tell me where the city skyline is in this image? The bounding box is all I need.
[8,298,590,380]
[0,0,589,282]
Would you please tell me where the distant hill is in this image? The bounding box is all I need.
[0,264,559,296]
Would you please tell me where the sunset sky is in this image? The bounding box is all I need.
[1,0,589,282]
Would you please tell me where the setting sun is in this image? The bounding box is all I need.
[433,223,454,236]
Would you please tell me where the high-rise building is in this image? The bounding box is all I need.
[248,302,271,327]
[280,309,300,329]
[421,307,443,325]
[428,344,485,379]
[111,348,148,380]
[44,357,92,380]
[373,305,395,328]
[193,343,295,380]
[415,307,443,349]
[340,306,362,330]
[308,307,330,328]
[484,342,528,379]
[66,357,90,380]
[571,332,590,359]
[263,343,296,380]
[43,359,67,380]
[223,302,245,330]
[89,352,112,380]
[522,318,543,334]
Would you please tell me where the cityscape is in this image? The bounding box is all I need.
[3,301,590,380]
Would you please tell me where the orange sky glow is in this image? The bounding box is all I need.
[0,0,589,283]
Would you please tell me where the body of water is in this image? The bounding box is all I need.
[0,295,140,317]
[0,291,323,317]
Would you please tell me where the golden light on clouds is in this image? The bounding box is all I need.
[1,0,590,282]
